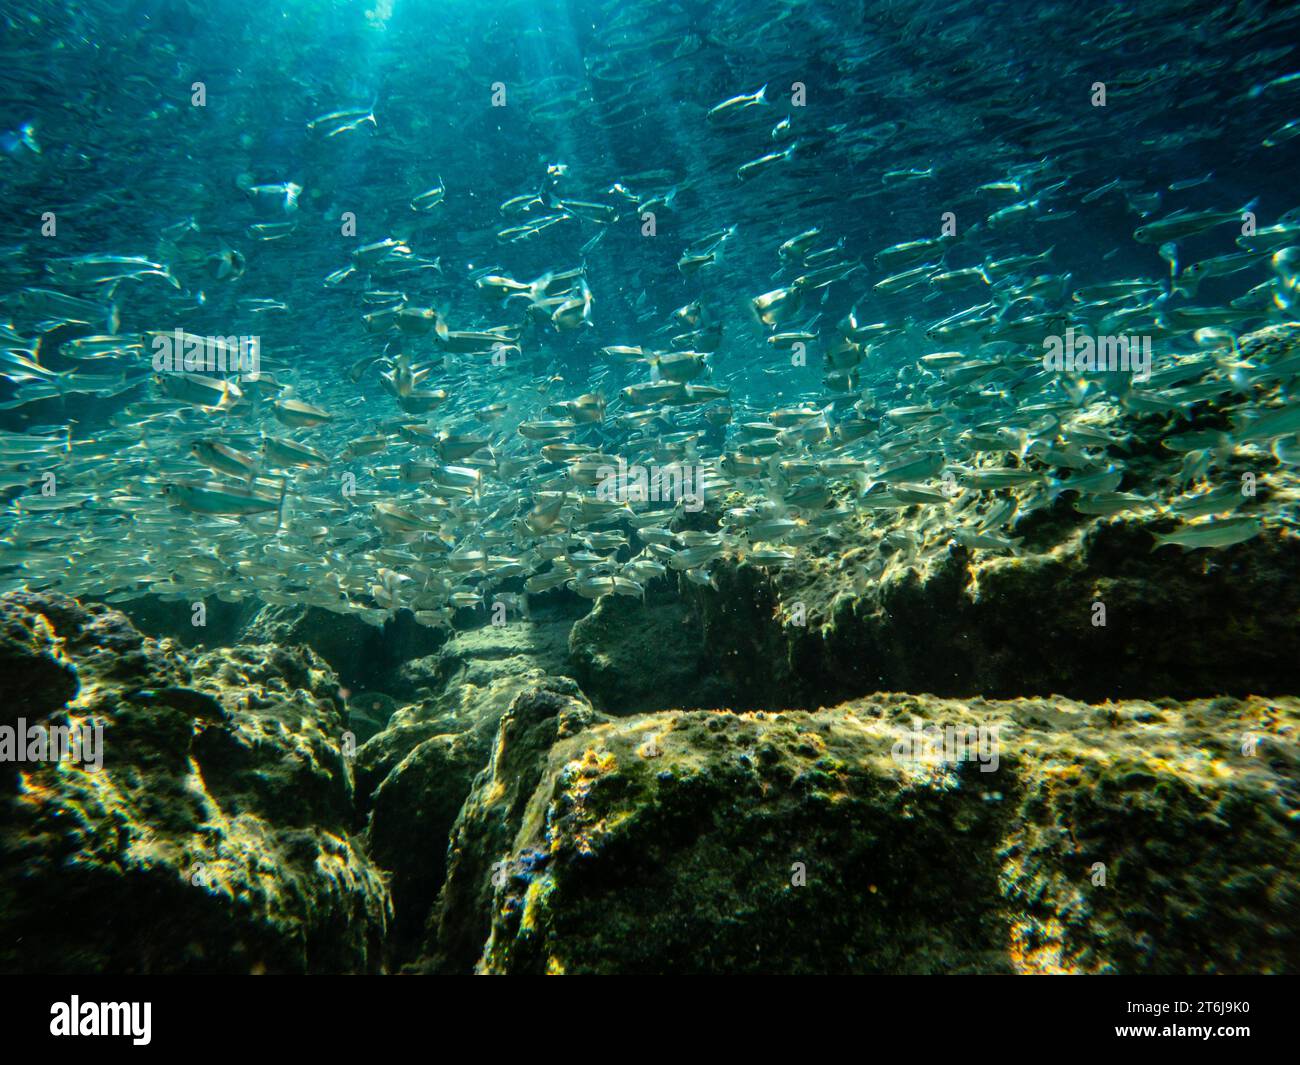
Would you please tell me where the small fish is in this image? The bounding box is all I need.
[1134,201,1257,243]
[411,177,446,212]
[1151,517,1262,551]
[707,84,768,121]
[273,398,333,428]
[736,143,797,182]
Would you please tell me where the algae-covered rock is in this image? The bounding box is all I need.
[679,323,1300,709]
[242,602,447,690]
[0,592,391,974]
[356,619,576,822]
[395,617,573,707]
[0,592,80,724]
[693,476,1300,709]
[568,592,731,713]
[107,591,261,649]
[363,730,488,964]
[435,691,1298,974]
[354,621,580,965]
[416,678,604,973]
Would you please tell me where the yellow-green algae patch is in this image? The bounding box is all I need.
[466,693,1298,974]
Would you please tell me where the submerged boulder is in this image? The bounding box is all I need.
[0,592,80,724]
[568,592,732,713]
[692,517,1300,709]
[421,690,1298,974]
[669,323,1300,710]
[415,678,604,973]
[0,592,390,974]
[242,603,448,690]
[689,457,1300,709]
[353,620,579,966]
[5,591,1297,976]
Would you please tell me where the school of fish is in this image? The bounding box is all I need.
[2,0,1299,629]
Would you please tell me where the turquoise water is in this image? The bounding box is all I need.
[1,0,1298,631]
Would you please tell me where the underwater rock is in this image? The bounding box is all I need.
[441,691,1298,974]
[344,690,402,745]
[568,592,732,713]
[0,593,390,974]
[359,618,577,810]
[691,402,1300,709]
[107,592,262,649]
[354,621,580,965]
[363,730,491,965]
[395,615,573,702]
[415,677,603,973]
[678,322,1300,709]
[694,519,1300,708]
[0,593,80,723]
[242,603,448,690]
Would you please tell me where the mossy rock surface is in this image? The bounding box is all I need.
[430,691,1299,974]
[692,479,1300,709]
[242,603,447,690]
[0,591,81,724]
[568,592,731,713]
[0,593,391,974]
[415,677,603,973]
[353,618,586,965]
